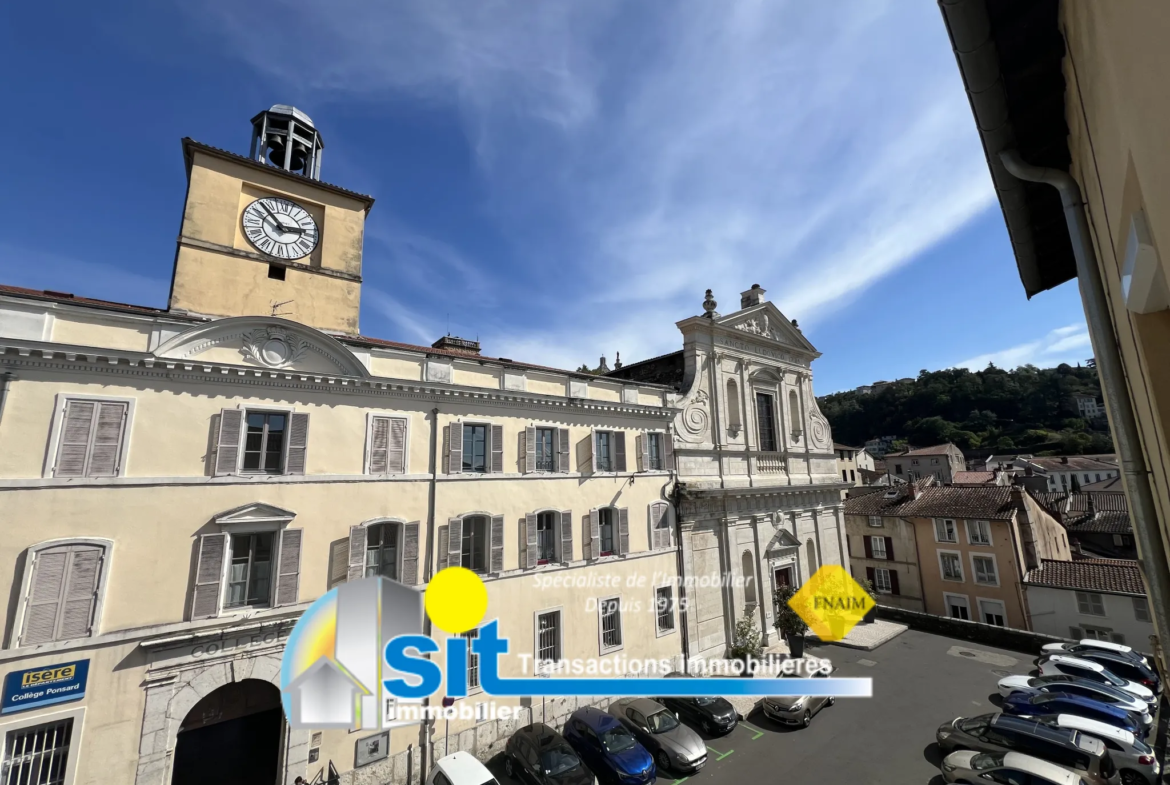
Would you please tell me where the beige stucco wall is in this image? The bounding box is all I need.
[368,354,425,381]
[51,315,153,351]
[527,375,567,397]
[844,514,924,611]
[452,364,502,389]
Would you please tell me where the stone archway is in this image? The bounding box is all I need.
[173,679,282,785]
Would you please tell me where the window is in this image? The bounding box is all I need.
[911,459,919,466]
[19,542,106,646]
[536,610,561,663]
[461,516,489,573]
[367,416,408,474]
[52,398,130,478]
[1134,597,1151,623]
[967,520,992,546]
[535,427,555,472]
[2,717,73,784]
[364,522,399,580]
[842,469,848,482]
[979,599,1006,627]
[874,568,892,594]
[894,464,904,476]
[1113,534,1130,547]
[939,551,963,581]
[756,393,777,451]
[598,508,616,556]
[1082,626,1116,642]
[599,597,623,652]
[646,433,664,471]
[655,586,675,633]
[536,512,558,564]
[1076,591,1107,616]
[243,412,287,473]
[850,469,855,482]
[931,458,939,465]
[867,516,883,528]
[462,424,488,473]
[226,533,274,608]
[1084,474,1090,483]
[945,593,970,620]
[651,502,672,550]
[870,536,887,560]
[935,519,957,543]
[1095,474,1102,482]
[595,431,613,472]
[972,555,998,586]
[464,629,480,690]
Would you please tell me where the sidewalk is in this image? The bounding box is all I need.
[806,619,907,651]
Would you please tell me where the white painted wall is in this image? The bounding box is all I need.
[1025,584,1155,651]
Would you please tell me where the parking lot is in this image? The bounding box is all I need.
[487,629,1037,785]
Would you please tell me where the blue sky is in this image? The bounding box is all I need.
[0,1,1091,393]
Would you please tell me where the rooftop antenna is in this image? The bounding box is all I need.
[271,299,294,317]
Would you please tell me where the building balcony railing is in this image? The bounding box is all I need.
[754,453,787,474]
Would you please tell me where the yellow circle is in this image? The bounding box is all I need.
[425,567,488,634]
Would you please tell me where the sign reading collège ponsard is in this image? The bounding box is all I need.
[2,660,89,715]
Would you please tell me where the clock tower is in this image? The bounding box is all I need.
[168,106,374,335]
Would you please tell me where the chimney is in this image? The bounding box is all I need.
[1087,493,1097,514]
[432,335,481,355]
[740,284,767,309]
[906,482,919,500]
[1061,456,1069,464]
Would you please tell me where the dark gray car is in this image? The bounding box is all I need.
[607,697,707,774]
[760,665,834,727]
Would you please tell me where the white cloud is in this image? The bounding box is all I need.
[952,324,1094,371]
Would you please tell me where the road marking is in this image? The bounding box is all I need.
[671,779,689,785]
[706,745,734,761]
[857,658,877,667]
[740,722,766,740]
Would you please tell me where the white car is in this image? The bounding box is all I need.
[997,674,1153,724]
[940,750,1086,785]
[1038,715,1160,785]
[1042,639,1150,668]
[428,751,499,785]
[1038,655,1155,703]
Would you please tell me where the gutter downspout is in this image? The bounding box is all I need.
[1000,150,1170,664]
[418,406,440,785]
[669,477,691,671]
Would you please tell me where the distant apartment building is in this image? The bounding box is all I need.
[884,443,966,484]
[1025,559,1153,650]
[834,444,876,485]
[864,435,899,458]
[1027,456,1120,492]
[1073,394,1104,420]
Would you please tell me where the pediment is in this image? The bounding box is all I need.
[153,316,370,377]
[716,303,819,356]
[765,528,801,554]
[214,502,298,525]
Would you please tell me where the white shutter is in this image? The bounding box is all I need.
[22,549,68,645]
[588,509,600,560]
[618,508,630,555]
[490,424,504,473]
[58,546,102,639]
[286,412,310,475]
[662,432,674,471]
[388,418,407,474]
[557,428,571,473]
[525,426,537,473]
[275,529,303,606]
[192,533,227,618]
[55,400,95,477]
[524,513,538,569]
[636,435,647,473]
[448,423,463,474]
[490,515,505,572]
[215,409,245,476]
[447,518,464,569]
[368,417,390,474]
[560,510,573,562]
[347,525,368,581]
[401,523,420,585]
[590,431,598,473]
[87,402,128,477]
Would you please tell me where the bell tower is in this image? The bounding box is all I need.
[168,106,374,335]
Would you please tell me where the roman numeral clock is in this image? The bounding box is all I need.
[241,196,320,260]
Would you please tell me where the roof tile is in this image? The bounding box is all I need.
[1025,558,1145,595]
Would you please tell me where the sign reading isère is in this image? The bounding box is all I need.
[2,660,89,715]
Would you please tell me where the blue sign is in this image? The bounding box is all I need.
[2,660,89,715]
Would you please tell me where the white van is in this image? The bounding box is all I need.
[428,751,500,785]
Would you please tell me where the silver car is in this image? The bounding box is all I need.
[1036,714,1160,785]
[607,697,707,774]
[761,663,835,727]
[941,750,1089,785]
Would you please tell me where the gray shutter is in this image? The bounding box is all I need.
[557,428,570,473]
[589,509,601,560]
[22,549,68,645]
[618,507,630,555]
[525,426,537,473]
[401,523,420,585]
[87,402,128,477]
[388,418,408,474]
[614,432,627,472]
[192,533,227,618]
[590,431,598,473]
[448,423,463,474]
[59,547,102,639]
[347,525,367,581]
[369,417,390,474]
[651,503,663,549]
[490,515,505,572]
[662,432,674,471]
[437,526,450,571]
[286,412,310,475]
[215,409,244,476]
[636,435,647,473]
[275,528,303,606]
[491,424,504,473]
[560,510,573,562]
[448,517,463,569]
[524,513,538,569]
[55,400,95,477]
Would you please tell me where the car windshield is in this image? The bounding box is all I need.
[646,710,680,733]
[959,717,989,733]
[693,697,719,707]
[971,753,1006,771]
[1134,738,1153,754]
[540,746,581,777]
[600,726,637,754]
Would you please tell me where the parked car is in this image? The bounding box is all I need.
[1002,691,1146,738]
[428,751,500,785]
[655,676,738,735]
[1041,640,1150,669]
[934,713,1116,785]
[760,662,835,728]
[996,675,1154,726]
[1037,655,1155,704]
[1063,651,1161,695]
[608,698,706,774]
[940,750,1089,785]
[1036,714,1160,785]
[504,723,594,785]
[562,707,656,785]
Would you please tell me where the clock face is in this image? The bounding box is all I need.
[241,197,320,260]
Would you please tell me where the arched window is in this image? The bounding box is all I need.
[726,379,741,430]
[742,551,757,606]
[365,521,400,579]
[806,539,818,574]
[789,390,802,438]
[19,540,110,646]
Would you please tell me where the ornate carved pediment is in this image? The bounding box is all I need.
[715,302,819,358]
[765,528,801,556]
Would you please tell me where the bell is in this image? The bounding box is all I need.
[265,134,286,166]
[288,140,309,171]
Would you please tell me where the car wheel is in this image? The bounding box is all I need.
[801,709,811,727]
[504,756,516,779]
[1120,770,1145,785]
[656,750,671,772]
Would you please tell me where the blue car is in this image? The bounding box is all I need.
[1002,691,1147,737]
[563,707,657,785]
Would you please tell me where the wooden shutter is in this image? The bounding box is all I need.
[590,431,599,473]
[192,533,227,618]
[347,525,367,581]
[215,409,245,476]
[87,402,128,477]
[286,412,310,475]
[437,526,450,571]
[448,517,463,569]
[662,433,674,471]
[490,515,505,572]
[884,536,894,561]
[557,428,570,472]
[618,508,630,555]
[59,547,102,639]
[524,513,538,569]
[614,433,627,472]
[55,400,95,477]
[388,418,407,474]
[369,417,390,474]
[636,435,648,473]
[490,424,504,473]
[525,427,536,473]
[448,423,463,474]
[889,569,900,596]
[588,509,601,560]
[401,523,420,585]
[560,510,573,562]
[275,529,303,606]
[866,566,875,587]
[864,537,873,558]
[22,549,69,645]
[652,503,669,549]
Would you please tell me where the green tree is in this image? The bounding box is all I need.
[995,436,1017,451]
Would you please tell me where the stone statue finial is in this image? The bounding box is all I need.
[614,352,622,370]
[702,289,718,318]
[791,319,800,329]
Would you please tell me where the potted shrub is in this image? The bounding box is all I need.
[773,584,809,659]
[728,611,763,677]
[860,578,878,625]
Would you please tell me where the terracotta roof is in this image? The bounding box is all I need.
[1031,491,1129,515]
[1082,476,1123,492]
[833,443,862,451]
[953,471,996,485]
[845,484,1017,520]
[885,443,958,458]
[1029,456,1119,472]
[0,283,190,319]
[1025,558,1146,595]
[1066,511,1130,534]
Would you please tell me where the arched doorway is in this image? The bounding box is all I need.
[172,679,283,785]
